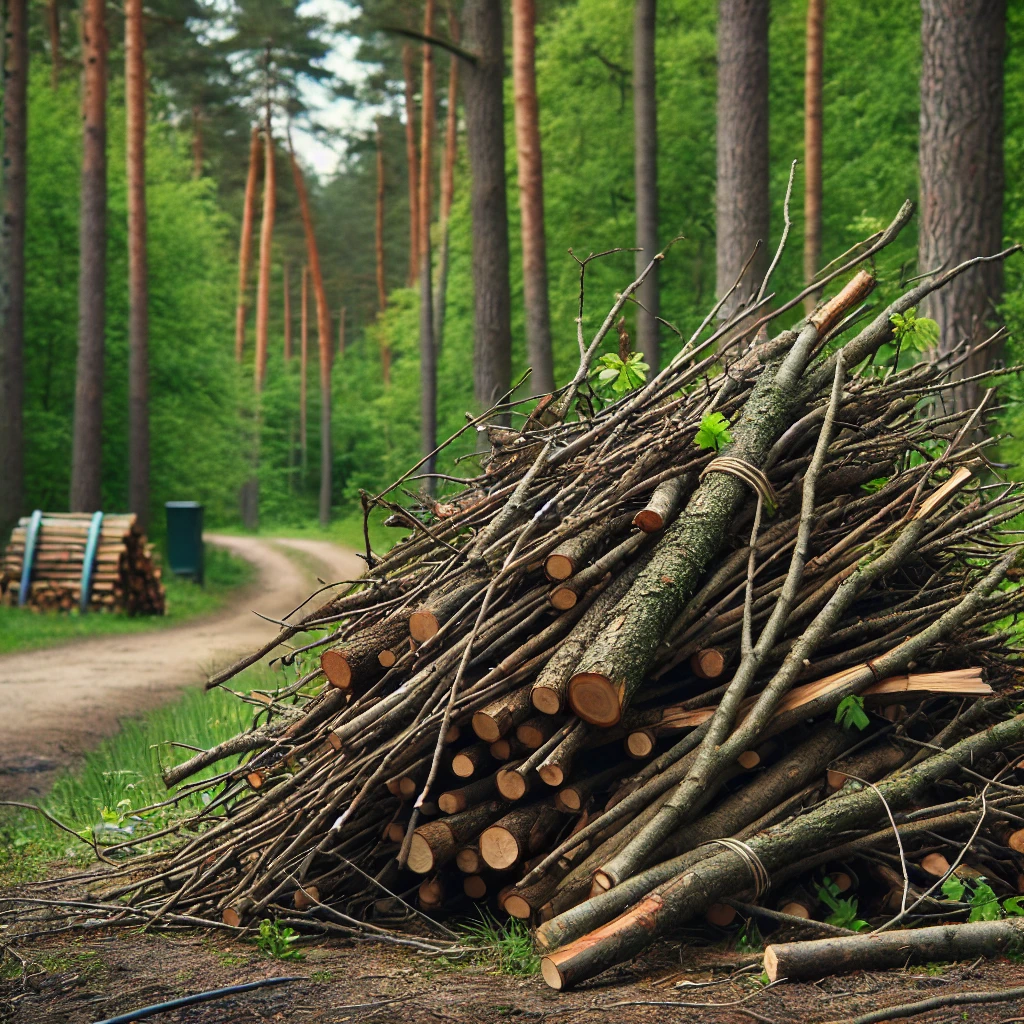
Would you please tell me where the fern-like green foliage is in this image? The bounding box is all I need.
[941,875,1024,923]
[256,920,305,961]
[816,876,869,931]
[591,352,650,396]
[889,308,940,353]
[835,694,870,731]
[693,411,733,452]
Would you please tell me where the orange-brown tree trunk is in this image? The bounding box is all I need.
[47,0,60,88]
[419,0,437,478]
[433,3,460,349]
[69,0,107,512]
[375,119,387,311]
[300,264,308,473]
[283,262,292,359]
[403,44,420,287]
[803,0,824,313]
[511,0,553,393]
[254,118,275,393]
[126,0,149,527]
[235,127,261,362]
[289,143,333,526]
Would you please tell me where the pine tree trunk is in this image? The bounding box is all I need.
[0,0,27,538]
[633,0,659,371]
[69,0,107,513]
[433,5,460,351]
[283,262,292,359]
[375,120,387,311]
[919,0,1006,412]
[254,119,275,393]
[191,104,203,178]
[419,0,437,480]
[126,0,149,529]
[715,0,770,314]
[288,145,332,527]
[512,0,554,393]
[235,127,261,362]
[403,44,420,288]
[463,0,512,411]
[802,0,824,314]
[300,264,308,475]
[46,0,60,88]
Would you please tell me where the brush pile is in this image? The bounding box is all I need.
[59,205,1024,989]
[1,512,165,614]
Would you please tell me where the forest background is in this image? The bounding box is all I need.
[6,0,1024,543]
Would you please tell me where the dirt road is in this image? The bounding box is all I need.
[0,534,363,799]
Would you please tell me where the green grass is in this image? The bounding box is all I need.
[0,661,296,883]
[0,543,255,655]
[457,912,540,976]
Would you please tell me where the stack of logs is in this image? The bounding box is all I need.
[1,512,165,614]
[45,204,1024,990]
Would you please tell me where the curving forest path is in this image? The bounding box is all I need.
[0,534,363,799]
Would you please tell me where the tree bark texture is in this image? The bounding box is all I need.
[69,0,107,513]
[919,0,1006,411]
[463,0,512,411]
[0,0,27,537]
[283,262,292,359]
[46,0,60,88]
[512,0,554,394]
[715,0,769,314]
[434,7,460,350]
[375,121,387,311]
[125,0,149,529]
[765,919,1024,982]
[289,147,332,527]
[300,265,308,474]
[419,0,437,479]
[254,122,275,394]
[633,0,659,371]
[235,127,261,363]
[403,44,420,288]
[802,0,824,313]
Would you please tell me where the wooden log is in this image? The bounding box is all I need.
[438,772,498,814]
[516,715,559,750]
[690,647,727,680]
[537,723,590,787]
[463,874,487,899]
[321,614,411,689]
[455,845,483,874]
[451,741,493,779]
[479,803,562,870]
[555,762,632,814]
[548,533,646,611]
[407,800,509,874]
[472,685,534,742]
[496,761,534,801]
[633,476,685,533]
[763,919,1024,982]
[544,515,631,581]
[489,735,527,761]
[409,578,486,641]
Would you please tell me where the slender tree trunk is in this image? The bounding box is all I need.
[375,120,387,311]
[125,0,149,528]
[433,3,460,350]
[69,0,107,513]
[633,0,659,371]
[338,305,345,358]
[715,0,770,314]
[235,126,261,362]
[512,0,554,393]
[283,262,292,359]
[463,0,512,411]
[403,44,420,288]
[46,0,60,88]
[919,0,1006,413]
[419,0,437,480]
[288,144,332,527]
[300,265,308,475]
[0,0,27,538]
[254,118,275,393]
[191,104,203,178]
[803,0,824,313]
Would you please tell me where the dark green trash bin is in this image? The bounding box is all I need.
[165,501,204,584]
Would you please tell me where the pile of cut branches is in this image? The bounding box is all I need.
[22,203,1024,990]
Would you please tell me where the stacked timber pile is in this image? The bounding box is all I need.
[1,512,165,614]
[36,204,1024,989]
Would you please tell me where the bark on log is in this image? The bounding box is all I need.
[480,803,561,869]
[407,800,509,873]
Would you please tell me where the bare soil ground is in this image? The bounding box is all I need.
[0,534,363,800]
[4,916,1024,1024]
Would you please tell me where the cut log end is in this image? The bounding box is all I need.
[763,945,780,983]
[1009,829,1024,854]
[541,957,564,991]
[691,648,726,680]
[504,893,532,918]
[480,825,520,870]
[920,853,950,877]
[545,553,575,581]
[438,793,463,814]
[472,710,505,743]
[490,739,513,760]
[463,875,487,899]
[222,907,243,928]
[626,730,655,758]
[451,754,477,778]
[409,609,441,642]
[705,903,737,927]
[456,847,481,874]
[632,509,664,533]
[531,684,562,716]
[780,901,811,919]
[496,770,528,801]
[407,833,435,874]
[556,788,581,811]
[385,822,406,843]
[378,648,397,668]
[569,673,622,727]
[321,649,352,689]
[539,764,565,788]
[549,587,578,611]
[293,885,320,910]
[737,750,760,770]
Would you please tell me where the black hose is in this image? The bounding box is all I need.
[92,975,304,1024]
